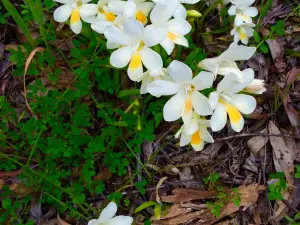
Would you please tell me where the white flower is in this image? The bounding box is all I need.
[198,43,256,80]
[147,60,214,123]
[228,0,258,26]
[243,79,266,94]
[230,23,255,45]
[104,18,163,81]
[209,68,257,132]
[108,0,154,25]
[88,202,133,225]
[175,113,214,151]
[145,2,192,55]
[53,0,98,34]
[138,68,169,95]
[90,0,122,34]
[153,0,200,19]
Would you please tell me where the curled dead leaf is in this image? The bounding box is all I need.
[57,214,71,225]
[9,182,34,195]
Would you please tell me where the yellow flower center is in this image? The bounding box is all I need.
[191,131,202,145]
[136,10,147,24]
[70,9,80,24]
[99,8,116,22]
[129,53,142,70]
[184,96,192,114]
[219,99,242,123]
[239,32,247,40]
[168,32,177,41]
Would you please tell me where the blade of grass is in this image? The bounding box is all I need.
[25,0,45,37]
[2,0,34,44]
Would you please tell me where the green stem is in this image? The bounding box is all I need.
[198,0,222,28]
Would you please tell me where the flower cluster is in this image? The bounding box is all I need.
[52,0,266,153]
[228,0,258,45]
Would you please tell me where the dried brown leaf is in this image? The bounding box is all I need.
[268,121,294,185]
[9,183,34,195]
[221,184,266,217]
[156,177,168,205]
[247,128,268,155]
[161,188,219,203]
[287,68,300,85]
[0,179,4,190]
[0,169,23,178]
[57,214,71,225]
[158,204,192,220]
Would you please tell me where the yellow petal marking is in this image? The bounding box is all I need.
[136,10,147,24]
[105,12,116,22]
[184,95,192,114]
[219,100,242,124]
[191,131,202,145]
[70,9,80,24]
[168,32,177,41]
[239,32,247,40]
[129,53,142,70]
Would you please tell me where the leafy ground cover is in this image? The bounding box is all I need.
[0,0,299,224]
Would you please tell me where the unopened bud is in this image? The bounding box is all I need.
[187,10,202,18]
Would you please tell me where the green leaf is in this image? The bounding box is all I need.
[253,30,261,43]
[134,201,157,214]
[118,89,140,98]
[260,0,272,19]
[2,198,12,210]
[260,42,269,53]
[154,204,162,220]
[271,20,285,36]
[2,0,34,44]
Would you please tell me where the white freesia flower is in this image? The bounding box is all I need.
[88,202,133,225]
[228,0,258,26]
[153,0,200,19]
[90,0,123,34]
[244,79,266,94]
[147,60,214,122]
[209,68,257,132]
[104,18,163,81]
[145,2,192,55]
[138,68,169,95]
[175,113,214,151]
[230,23,255,45]
[108,0,154,25]
[198,43,256,80]
[53,0,98,34]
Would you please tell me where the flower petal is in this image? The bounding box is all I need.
[208,91,219,110]
[107,41,120,49]
[167,60,192,82]
[108,0,127,13]
[91,20,111,34]
[228,5,236,15]
[160,38,175,55]
[123,18,144,39]
[104,25,133,45]
[219,43,256,61]
[150,0,178,24]
[144,25,167,47]
[107,215,133,225]
[128,53,143,81]
[70,14,82,34]
[53,5,72,22]
[191,130,204,151]
[53,0,72,4]
[192,71,214,90]
[225,102,244,132]
[210,103,227,132]
[167,18,192,35]
[123,0,137,18]
[98,202,117,221]
[140,74,153,94]
[138,2,155,16]
[180,0,200,3]
[199,126,214,143]
[244,7,258,17]
[190,91,213,116]
[198,58,219,75]
[147,80,183,97]
[79,4,98,17]
[179,132,191,147]
[171,35,188,47]
[87,219,99,225]
[163,90,186,121]
[110,46,133,68]
[140,47,163,71]
[229,94,256,115]
[173,3,186,19]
